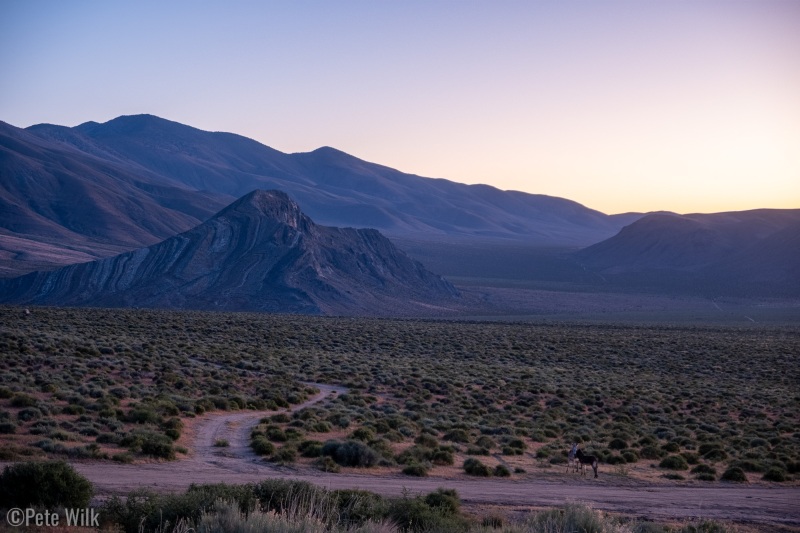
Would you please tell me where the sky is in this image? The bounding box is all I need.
[1,1,799,215]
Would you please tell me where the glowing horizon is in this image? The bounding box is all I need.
[1,1,798,215]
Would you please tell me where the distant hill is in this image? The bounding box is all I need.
[575,210,800,296]
[0,190,461,315]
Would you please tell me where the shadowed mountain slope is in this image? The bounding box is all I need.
[575,210,800,296]
[0,190,460,315]
[25,114,635,244]
[0,120,231,276]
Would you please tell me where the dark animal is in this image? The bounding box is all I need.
[575,448,598,478]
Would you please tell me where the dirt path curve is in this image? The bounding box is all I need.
[60,381,798,528]
[192,382,348,473]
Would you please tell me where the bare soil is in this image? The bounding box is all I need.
[50,383,800,531]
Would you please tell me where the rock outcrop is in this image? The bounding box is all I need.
[0,190,460,315]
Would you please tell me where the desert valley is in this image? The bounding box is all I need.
[0,113,799,532]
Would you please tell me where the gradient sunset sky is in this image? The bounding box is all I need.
[2,1,798,215]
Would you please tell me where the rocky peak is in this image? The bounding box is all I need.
[219,190,312,232]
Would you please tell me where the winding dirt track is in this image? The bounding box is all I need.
[67,383,798,529]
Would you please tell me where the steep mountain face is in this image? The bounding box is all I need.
[24,114,634,244]
[0,191,460,315]
[575,210,800,296]
[0,121,231,276]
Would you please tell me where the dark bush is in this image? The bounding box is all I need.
[622,451,639,463]
[350,427,376,442]
[662,442,680,453]
[387,492,469,533]
[721,466,747,482]
[640,446,663,460]
[762,467,788,482]
[609,438,627,450]
[271,446,297,464]
[463,457,492,476]
[0,461,93,508]
[17,407,42,422]
[659,455,688,470]
[494,464,511,477]
[10,393,37,408]
[140,434,175,459]
[315,456,340,472]
[299,440,323,458]
[0,421,16,434]
[415,433,439,448]
[103,484,256,533]
[702,448,728,462]
[402,463,429,477]
[443,428,470,443]
[691,464,717,475]
[322,440,380,467]
[251,436,275,456]
[424,488,460,515]
[431,449,454,466]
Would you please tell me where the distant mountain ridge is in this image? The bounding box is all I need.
[0,190,460,315]
[24,114,635,238]
[576,210,800,296]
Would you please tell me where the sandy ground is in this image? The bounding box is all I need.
[27,382,791,531]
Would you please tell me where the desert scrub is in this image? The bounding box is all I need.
[2,306,799,475]
[0,461,93,508]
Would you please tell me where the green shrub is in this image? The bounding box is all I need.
[721,467,747,482]
[271,445,297,464]
[609,438,627,450]
[140,434,175,459]
[402,463,429,477]
[640,446,663,460]
[494,464,511,477]
[424,488,460,515]
[387,492,469,533]
[10,393,37,408]
[415,433,439,448]
[431,449,454,466]
[702,448,728,462]
[299,439,323,458]
[17,407,42,422]
[691,464,716,475]
[350,427,376,442]
[463,457,492,476]
[762,467,788,482]
[213,439,229,447]
[251,436,275,456]
[0,461,93,508]
[316,456,340,472]
[444,428,470,443]
[322,440,380,467]
[659,455,688,470]
[622,451,639,463]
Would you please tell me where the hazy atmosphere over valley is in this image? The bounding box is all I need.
[1,2,798,532]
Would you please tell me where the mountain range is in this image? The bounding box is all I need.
[0,190,460,315]
[1,113,798,308]
[1,114,638,276]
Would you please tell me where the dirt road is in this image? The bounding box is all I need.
[59,382,799,529]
